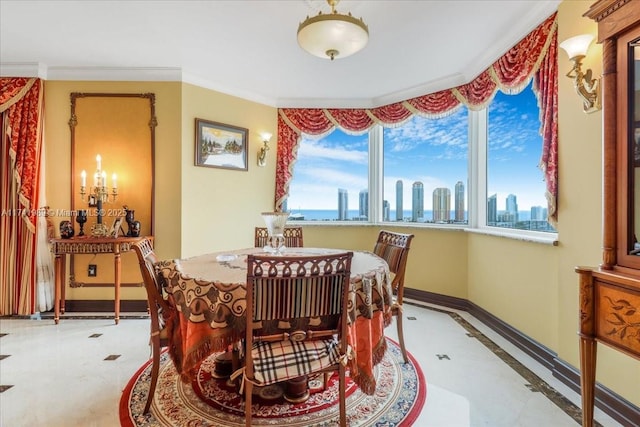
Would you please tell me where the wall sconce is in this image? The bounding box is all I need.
[257,132,272,167]
[559,34,601,113]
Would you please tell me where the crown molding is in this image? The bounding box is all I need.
[0,63,183,82]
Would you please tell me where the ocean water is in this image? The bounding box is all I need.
[287,210,534,222]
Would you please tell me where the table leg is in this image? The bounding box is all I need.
[579,336,596,427]
[114,251,121,324]
[60,258,66,314]
[54,253,65,324]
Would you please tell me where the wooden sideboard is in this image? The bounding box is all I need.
[50,236,148,324]
[575,267,640,426]
[577,2,640,426]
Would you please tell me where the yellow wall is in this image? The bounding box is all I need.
[464,0,639,405]
[302,225,468,298]
[556,0,639,403]
[45,80,182,301]
[40,0,639,408]
[44,81,277,298]
[179,83,277,257]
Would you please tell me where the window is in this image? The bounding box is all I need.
[486,83,555,232]
[285,129,368,221]
[382,109,469,224]
[285,82,556,237]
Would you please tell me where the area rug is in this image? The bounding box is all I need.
[120,338,426,426]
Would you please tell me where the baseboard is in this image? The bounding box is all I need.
[553,358,640,426]
[59,299,148,312]
[404,287,640,426]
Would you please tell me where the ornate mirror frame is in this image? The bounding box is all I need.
[69,92,156,288]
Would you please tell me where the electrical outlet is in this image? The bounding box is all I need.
[88,264,97,277]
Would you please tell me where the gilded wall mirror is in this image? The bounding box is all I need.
[69,92,156,288]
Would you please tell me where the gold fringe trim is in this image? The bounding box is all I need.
[178,332,244,383]
[0,78,36,113]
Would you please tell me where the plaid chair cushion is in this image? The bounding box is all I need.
[251,338,341,386]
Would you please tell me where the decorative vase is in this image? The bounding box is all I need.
[75,210,87,236]
[59,220,74,239]
[130,220,141,237]
[261,212,290,254]
[125,208,136,236]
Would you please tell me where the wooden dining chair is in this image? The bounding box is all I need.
[131,237,175,414]
[373,230,414,363]
[240,251,353,427]
[254,226,304,248]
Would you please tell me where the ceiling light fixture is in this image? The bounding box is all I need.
[297,0,369,61]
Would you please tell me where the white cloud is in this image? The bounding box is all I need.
[299,138,367,164]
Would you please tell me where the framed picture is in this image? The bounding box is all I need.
[109,216,124,238]
[195,118,248,171]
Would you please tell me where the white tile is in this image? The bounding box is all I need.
[0,305,627,427]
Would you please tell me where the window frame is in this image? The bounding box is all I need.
[288,104,558,245]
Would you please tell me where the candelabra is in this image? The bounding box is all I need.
[79,154,118,237]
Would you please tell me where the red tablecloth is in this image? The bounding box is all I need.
[157,247,393,395]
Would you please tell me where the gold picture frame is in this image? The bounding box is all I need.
[195,118,248,171]
[110,216,124,238]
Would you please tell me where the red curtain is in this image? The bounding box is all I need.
[276,13,558,226]
[1,77,44,315]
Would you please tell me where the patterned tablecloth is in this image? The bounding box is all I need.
[157,247,393,395]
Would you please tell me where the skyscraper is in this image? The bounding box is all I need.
[338,188,348,220]
[433,187,451,222]
[383,200,390,221]
[455,181,465,222]
[359,189,368,220]
[506,194,518,222]
[412,181,424,222]
[395,180,403,221]
[531,205,544,221]
[488,194,497,224]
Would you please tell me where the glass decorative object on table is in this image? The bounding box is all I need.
[261,212,290,254]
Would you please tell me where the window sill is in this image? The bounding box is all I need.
[465,227,558,245]
[288,221,467,231]
[288,221,558,245]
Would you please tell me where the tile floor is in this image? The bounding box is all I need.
[0,302,624,427]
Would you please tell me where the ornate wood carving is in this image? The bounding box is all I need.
[578,2,640,426]
[51,236,148,324]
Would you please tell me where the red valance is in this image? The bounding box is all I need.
[1,77,44,231]
[276,13,558,226]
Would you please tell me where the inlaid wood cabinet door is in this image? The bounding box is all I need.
[593,278,640,358]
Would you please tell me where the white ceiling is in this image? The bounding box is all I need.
[0,0,561,108]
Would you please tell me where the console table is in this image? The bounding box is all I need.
[50,236,146,324]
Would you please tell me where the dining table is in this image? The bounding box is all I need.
[156,247,394,396]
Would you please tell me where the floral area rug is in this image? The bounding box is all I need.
[120,338,426,426]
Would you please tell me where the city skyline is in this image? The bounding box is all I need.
[324,181,548,226]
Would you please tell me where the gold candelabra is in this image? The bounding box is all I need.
[79,154,118,236]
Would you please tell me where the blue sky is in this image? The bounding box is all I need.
[287,82,547,212]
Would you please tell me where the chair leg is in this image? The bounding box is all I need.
[245,380,253,427]
[144,338,160,414]
[396,313,409,364]
[339,366,347,426]
[323,372,332,390]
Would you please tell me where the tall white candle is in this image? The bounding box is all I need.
[112,173,118,189]
[96,154,102,172]
[80,170,86,187]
